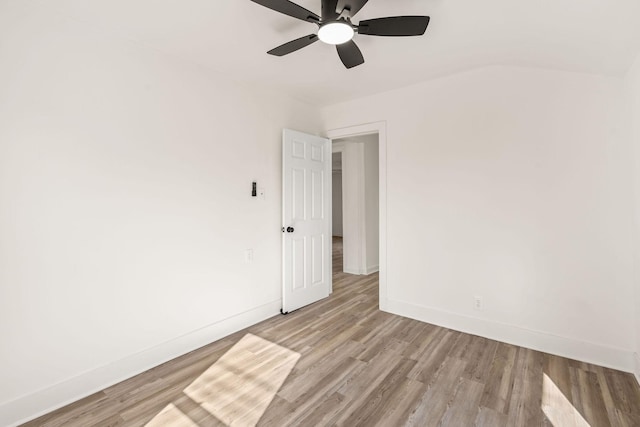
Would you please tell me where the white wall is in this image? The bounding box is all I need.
[627,54,640,382]
[0,9,322,426]
[332,171,344,236]
[334,141,363,273]
[332,153,343,237]
[323,66,636,372]
[364,136,379,273]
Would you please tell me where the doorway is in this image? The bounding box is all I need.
[280,123,387,313]
[327,122,387,309]
[331,133,379,278]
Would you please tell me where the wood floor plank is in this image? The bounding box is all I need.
[287,392,351,426]
[602,368,640,415]
[543,353,574,403]
[20,392,108,427]
[22,237,640,427]
[339,357,417,426]
[596,367,631,427]
[371,378,427,427]
[612,408,640,427]
[475,406,509,427]
[439,378,484,426]
[404,356,468,427]
[459,335,500,384]
[407,328,461,384]
[336,338,408,400]
[478,342,518,414]
[261,357,365,426]
[277,340,362,402]
[570,367,612,427]
[506,348,546,426]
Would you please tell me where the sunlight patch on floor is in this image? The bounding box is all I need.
[145,333,300,427]
[145,403,199,427]
[542,373,590,427]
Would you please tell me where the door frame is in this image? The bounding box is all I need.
[327,121,388,311]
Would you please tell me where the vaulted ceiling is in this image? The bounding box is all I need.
[4,0,640,105]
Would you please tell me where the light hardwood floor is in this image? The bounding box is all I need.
[23,237,640,426]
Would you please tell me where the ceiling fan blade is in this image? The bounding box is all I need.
[250,0,320,23]
[358,16,430,36]
[336,0,369,18]
[322,0,339,21]
[268,34,319,56]
[336,40,364,69]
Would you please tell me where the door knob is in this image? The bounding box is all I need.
[286,227,295,233]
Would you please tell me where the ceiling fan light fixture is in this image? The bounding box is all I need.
[318,21,354,45]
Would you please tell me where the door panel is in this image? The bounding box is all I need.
[292,168,306,221]
[311,143,323,162]
[311,169,324,220]
[282,129,331,313]
[292,237,305,290]
[311,234,324,286]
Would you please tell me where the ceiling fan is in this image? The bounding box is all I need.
[249,0,431,69]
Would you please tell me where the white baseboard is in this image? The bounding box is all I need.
[0,300,281,427]
[365,265,379,275]
[343,265,379,275]
[385,298,634,374]
[634,353,640,386]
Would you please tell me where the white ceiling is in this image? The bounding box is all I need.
[5,0,640,106]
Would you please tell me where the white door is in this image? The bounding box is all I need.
[282,129,331,313]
